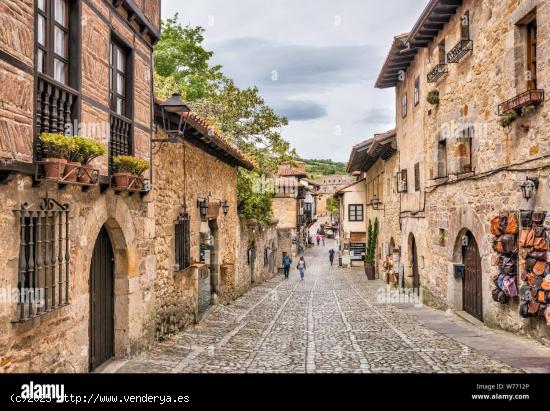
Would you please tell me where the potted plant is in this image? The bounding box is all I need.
[63,137,83,182]
[39,133,69,179]
[364,217,379,280]
[427,90,440,105]
[112,155,149,189]
[499,110,518,128]
[74,138,106,184]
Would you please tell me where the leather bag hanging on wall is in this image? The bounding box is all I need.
[520,211,533,228]
[519,228,535,248]
[491,216,502,236]
[533,212,545,225]
[506,212,519,234]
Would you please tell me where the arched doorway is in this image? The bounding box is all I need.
[198,219,219,319]
[462,231,483,321]
[89,227,115,371]
[409,234,420,293]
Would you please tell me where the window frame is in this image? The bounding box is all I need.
[414,77,420,106]
[109,39,132,118]
[174,214,191,272]
[36,0,73,85]
[437,139,448,178]
[397,169,408,193]
[414,163,420,192]
[526,17,537,90]
[402,92,408,118]
[348,204,364,222]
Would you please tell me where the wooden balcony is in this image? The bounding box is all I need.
[498,89,545,116]
[36,75,79,158]
[427,64,448,83]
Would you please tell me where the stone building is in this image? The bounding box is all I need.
[372,0,550,341]
[334,178,367,266]
[314,174,355,217]
[346,130,400,280]
[0,0,161,371]
[272,163,316,258]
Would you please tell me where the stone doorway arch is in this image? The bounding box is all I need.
[88,219,130,370]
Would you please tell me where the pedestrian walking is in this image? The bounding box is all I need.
[282,254,292,279]
[322,236,325,247]
[297,256,306,280]
[329,249,335,266]
[316,234,321,246]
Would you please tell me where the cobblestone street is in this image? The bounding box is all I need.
[112,236,550,374]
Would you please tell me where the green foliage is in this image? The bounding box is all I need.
[304,159,347,178]
[113,156,149,176]
[40,133,70,159]
[154,16,298,223]
[326,196,340,215]
[40,133,106,163]
[154,14,223,101]
[499,110,518,128]
[366,218,379,265]
[427,90,440,105]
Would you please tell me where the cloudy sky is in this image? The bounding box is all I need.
[161,0,428,162]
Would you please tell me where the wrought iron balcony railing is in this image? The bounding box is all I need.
[447,40,473,64]
[427,64,448,83]
[109,113,133,175]
[498,89,545,116]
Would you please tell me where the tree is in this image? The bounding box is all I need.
[154,16,297,222]
[154,14,223,101]
[366,218,379,265]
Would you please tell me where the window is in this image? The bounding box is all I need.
[458,127,473,174]
[110,41,129,117]
[175,212,190,271]
[37,0,71,84]
[14,198,70,322]
[414,77,420,106]
[437,139,447,178]
[414,163,420,191]
[461,11,470,40]
[402,93,407,117]
[348,204,364,222]
[397,169,408,193]
[264,248,269,267]
[526,18,537,89]
[438,40,446,64]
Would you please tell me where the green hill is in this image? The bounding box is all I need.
[303,159,348,179]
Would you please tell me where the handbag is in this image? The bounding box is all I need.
[533,212,545,225]
[504,276,518,298]
[490,216,502,236]
[506,212,519,234]
[520,301,531,318]
[528,301,541,315]
[520,210,533,228]
[519,228,535,248]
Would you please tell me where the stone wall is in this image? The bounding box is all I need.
[0,178,156,372]
[387,0,550,340]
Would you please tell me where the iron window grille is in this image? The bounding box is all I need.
[174,211,190,271]
[427,64,448,83]
[14,197,70,322]
[447,40,473,64]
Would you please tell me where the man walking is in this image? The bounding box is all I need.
[316,234,321,246]
[329,249,335,266]
[282,254,292,279]
[297,256,306,280]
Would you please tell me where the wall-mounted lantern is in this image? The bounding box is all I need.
[155,93,191,141]
[371,195,381,210]
[221,200,229,216]
[197,198,209,219]
[520,177,539,201]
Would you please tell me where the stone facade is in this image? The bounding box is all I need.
[0,0,160,372]
[369,0,550,342]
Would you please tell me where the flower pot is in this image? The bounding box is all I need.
[113,172,131,189]
[78,164,94,184]
[64,162,81,182]
[364,262,376,280]
[42,158,67,180]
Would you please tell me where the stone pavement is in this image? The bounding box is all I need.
[112,238,550,374]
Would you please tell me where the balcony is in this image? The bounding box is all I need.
[498,89,545,116]
[35,161,100,191]
[35,75,79,155]
[447,40,473,64]
[427,64,448,83]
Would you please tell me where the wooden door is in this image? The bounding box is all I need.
[89,227,115,371]
[463,232,483,321]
